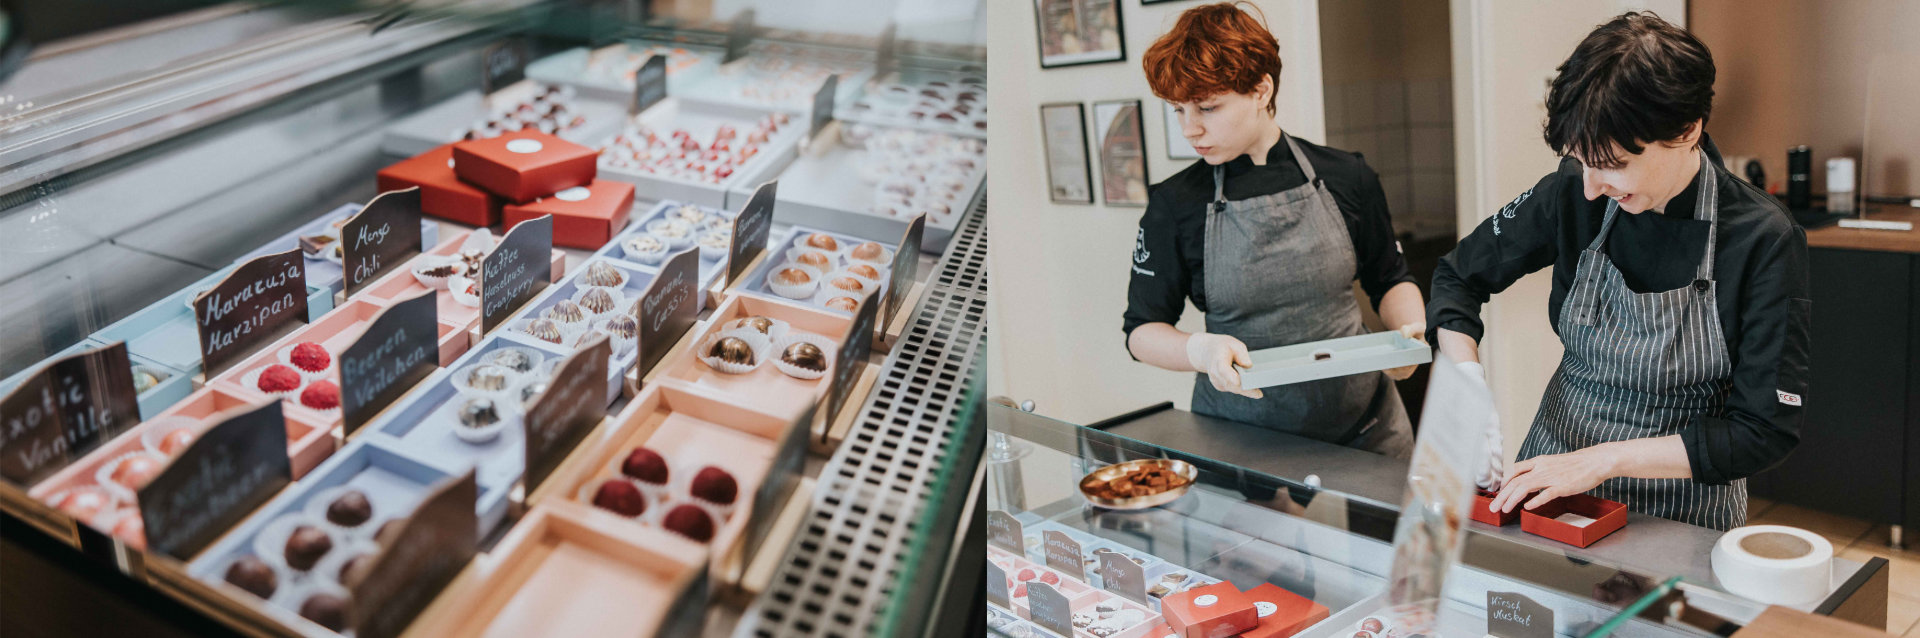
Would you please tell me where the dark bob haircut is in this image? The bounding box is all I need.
[1544,12,1715,167]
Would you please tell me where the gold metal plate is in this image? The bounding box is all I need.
[1077,459,1197,510]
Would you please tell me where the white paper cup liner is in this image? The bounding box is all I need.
[785,247,841,273]
[451,363,523,400]
[576,262,632,289]
[765,268,820,300]
[483,346,547,375]
[241,365,307,402]
[645,220,696,250]
[820,270,877,298]
[302,486,386,537]
[95,450,170,502]
[718,316,791,344]
[819,292,862,315]
[696,233,731,261]
[323,245,345,265]
[570,286,631,319]
[408,256,466,290]
[696,329,768,375]
[312,540,381,588]
[448,394,518,444]
[253,514,344,575]
[770,332,837,380]
[141,417,204,458]
[620,236,670,264]
[276,343,337,381]
[448,274,480,307]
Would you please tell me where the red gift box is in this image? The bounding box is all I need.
[1161,582,1258,638]
[504,180,636,249]
[1145,624,1179,638]
[376,145,503,226]
[1471,489,1520,527]
[1238,583,1328,638]
[1520,493,1628,547]
[452,130,596,203]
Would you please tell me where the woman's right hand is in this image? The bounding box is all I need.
[1186,332,1263,399]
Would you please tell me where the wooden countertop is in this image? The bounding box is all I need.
[1806,208,1920,253]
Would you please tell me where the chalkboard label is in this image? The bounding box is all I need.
[657,564,710,636]
[809,74,839,142]
[340,292,439,435]
[0,342,139,486]
[343,188,425,297]
[1028,582,1075,637]
[821,290,880,434]
[875,22,899,75]
[987,560,1010,608]
[1098,550,1148,605]
[882,213,926,330]
[481,39,528,96]
[728,182,777,287]
[481,215,553,334]
[723,9,756,63]
[635,248,700,378]
[523,335,610,494]
[1487,591,1553,638]
[1043,530,1085,582]
[630,54,669,116]
[987,510,1024,554]
[744,401,813,562]
[348,471,477,638]
[195,250,309,377]
[137,401,291,558]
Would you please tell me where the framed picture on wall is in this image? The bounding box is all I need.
[1162,102,1200,160]
[1034,0,1127,69]
[1041,102,1094,204]
[1140,0,1190,4]
[1093,99,1150,206]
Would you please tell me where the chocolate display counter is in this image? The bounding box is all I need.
[0,6,986,637]
[986,405,1891,637]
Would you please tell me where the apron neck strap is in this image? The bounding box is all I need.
[1211,164,1227,207]
[1589,150,1723,282]
[1208,130,1312,208]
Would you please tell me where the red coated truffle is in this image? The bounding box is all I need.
[55,487,114,521]
[114,511,146,550]
[157,429,197,455]
[257,364,303,393]
[689,466,738,506]
[110,455,165,490]
[1039,570,1060,586]
[661,504,715,543]
[300,380,340,410]
[619,448,670,486]
[290,342,331,373]
[591,480,648,517]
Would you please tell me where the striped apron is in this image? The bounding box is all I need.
[1516,154,1744,530]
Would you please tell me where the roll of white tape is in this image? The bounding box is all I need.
[1710,525,1833,606]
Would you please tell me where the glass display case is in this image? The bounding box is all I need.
[985,405,1889,638]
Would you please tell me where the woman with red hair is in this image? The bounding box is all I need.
[1122,2,1428,456]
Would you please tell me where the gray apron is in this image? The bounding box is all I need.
[1193,134,1413,457]
[1517,153,1743,530]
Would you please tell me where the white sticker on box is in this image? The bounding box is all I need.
[1255,601,1277,618]
[555,187,591,202]
[1194,594,1217,607]
[506,139,544,154]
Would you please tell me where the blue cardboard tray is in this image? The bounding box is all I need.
[495,255,659,399]
[590,200,729,308]
[91,266,333,374]
[738,225,894,315]
[232,203,440,296]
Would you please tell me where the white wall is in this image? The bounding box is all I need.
[1450,0,1684,457]
[986,0,1327,423]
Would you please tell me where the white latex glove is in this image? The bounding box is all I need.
[1457,360,1506,491]
[1186,332,1263,399]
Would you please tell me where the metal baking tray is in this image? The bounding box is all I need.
[1238,331,1433,390]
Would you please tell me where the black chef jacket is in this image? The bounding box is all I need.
[1122,136,1417,355]
[1428,136,1811,486]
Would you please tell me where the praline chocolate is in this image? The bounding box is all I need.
[524,318,566,344]
[781,342,827,372]
[662,504,716,543]
[490,349,537,373]
[600,314,639,340]
[624,236,667,255]
[326,490,373,527]
[467,365,509,392]
[698,232,730,249]
[620,447,670,485]
[847,264,881,280]
[459,398,500,429]
[690,466,739,506]
[591,480,648,517]
[299,592,349,632]
[290,342,331,373]
[773,268,813,286]
[794,252,832,271]
[582,262,625,287]
[825,296,859,312]
[850,242,885,262]
[707,337,756,366]
[673,205,710,224]
[829,277,864,293]
[300,381,340,410]
[804,234,840,251]
[519,381,548,409]
[284,525,333,571]
[224,556,278,599]
[545,300,588,324]
[578,288,618,315]
[257,364,303,393]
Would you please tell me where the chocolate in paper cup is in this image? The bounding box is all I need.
[696,329,768,375]
[621,235,670,264]
[771,331,836,380]
[599,452,673,506]
[451,363,522,401]
[448,393,517,445]
[212,551,299,606]
[281,578,354,633]
[448,274,481,307]
[241,365,307,403]
[276,343,337,382]
[253,514,344,575]
[569,285,631,319]
[577,476,662,523]
[820,270,876,298]
[719,315,791,344]
[141,417,204,458]
[408,255,466,290]
[696,231,731,261]
[765,265,820,300]
[645,219,697,250]
[785,247,840,275]
[94,450,171,503]
[483,346,547,375]
[302,485,389,537]
[674,468,738,523]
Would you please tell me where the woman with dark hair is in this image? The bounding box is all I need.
[1123,2,1427,457]
[1431,12,1811,530]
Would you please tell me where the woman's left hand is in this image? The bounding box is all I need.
[1490,446,1618,513]
[1385,322,1426,380]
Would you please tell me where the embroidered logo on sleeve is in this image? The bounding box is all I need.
[1132,228,1156,276]
[1491,186,1535,236]
[1777,390,1803,407]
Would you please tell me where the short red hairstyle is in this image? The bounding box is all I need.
[1143,2,1283,114]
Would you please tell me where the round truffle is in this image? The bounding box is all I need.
[158,428,198,456]
[466,365,509,392]
[490,349,536,373]
[299,592,350,632]
[524,318,566,344]
[850,242,885,262]
[795,252,832,271]
[284,525,333,571]
[110,455,164,490]
[662,504,716,543]
[289,343,331,373]
[690,466,739,506]
[224,556,278,599]
[299,381,340,410]
[825,297,859,312]
[326,490,373,527]
[55,487,114,521]
[804,234,840,251]
[707,337,756,365]
[257,364,303,393]
[829,277,864,293]
[620,448,670,485]
[847,264,881,280]
[781,343,827,372]
[729,316,775,335]
[591,480,648,517]
[773,268,813,286]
